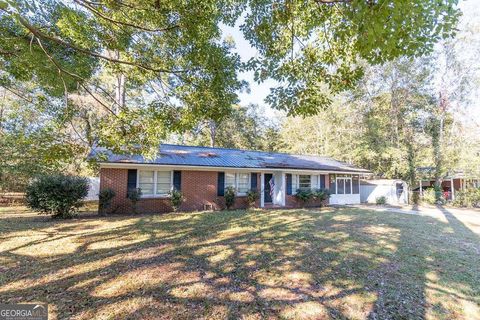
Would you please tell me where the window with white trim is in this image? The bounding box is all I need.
[237,173,250,194]
[225,173,236,188]
[224,172,250,195]
[138,170,172,196]
[336,176,352,195]
[298,175,311,190]
[139,170,155,195]
[156,171,171,195]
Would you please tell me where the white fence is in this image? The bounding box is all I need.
[360,180,408,205]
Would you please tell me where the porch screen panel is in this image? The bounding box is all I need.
[345,178,351,194]
[352,175,359,194]
[337,178,345,194]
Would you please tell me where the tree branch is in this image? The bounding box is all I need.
[74,0,179,33]
[0,7,187,74]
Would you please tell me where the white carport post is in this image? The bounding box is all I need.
[260,172,265,208]
[451,178,455,201]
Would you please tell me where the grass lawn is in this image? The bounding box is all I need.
[0,206,479,320]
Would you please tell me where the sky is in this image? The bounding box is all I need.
[221,0,480,123]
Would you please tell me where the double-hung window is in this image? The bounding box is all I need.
[224,172,250,195]
[225,173,236,189]
[138,170,172,197]
[138,171,155,195]
[298,175,311,190]
[237,173,250,194]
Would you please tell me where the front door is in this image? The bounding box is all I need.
[264,173,273,203]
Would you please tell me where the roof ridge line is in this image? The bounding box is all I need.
[160,143,338,160]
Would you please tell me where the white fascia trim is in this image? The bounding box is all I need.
[99,162,370,175]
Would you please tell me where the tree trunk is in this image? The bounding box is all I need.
[115,73,126,109]
[112,50,126,112]
[209,120,217,147]
[432,91,448,201]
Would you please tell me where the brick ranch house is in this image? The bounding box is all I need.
[95,144,370,214]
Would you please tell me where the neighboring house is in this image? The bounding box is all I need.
[416,167,480,200]
[93,144,370,214]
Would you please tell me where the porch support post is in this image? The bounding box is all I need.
[451,178,455,201]
[260,172,264,208]
[281,172,286,206]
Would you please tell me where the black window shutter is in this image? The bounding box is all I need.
[173,171,181,191]
[320,175,326,189]
[127,169,137,196]
[286,173,292,195]
[250,173,257,191]
[217,172,225,196]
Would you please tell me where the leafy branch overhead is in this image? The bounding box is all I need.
[0,0,460,149]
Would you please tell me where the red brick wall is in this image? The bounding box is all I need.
[99,168,261,214]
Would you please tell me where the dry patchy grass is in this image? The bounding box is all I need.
[0,206,479,319]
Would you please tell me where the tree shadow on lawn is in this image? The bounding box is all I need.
[0,207,479,319]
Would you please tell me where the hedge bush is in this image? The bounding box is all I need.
[127,188,142,213]
[422,188,446,205]
[452,188,480,207]
[98,188,116,215]
[295,188,330,207]
[26,175,89,218]
[246,189,259,208]
[169,189,184,212]
[224,186,236,209]
[376,196,387,205]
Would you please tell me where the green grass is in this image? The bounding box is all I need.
[0,206,479,319]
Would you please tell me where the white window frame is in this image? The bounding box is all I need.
[335,177,352,195]
[298,174,312,190]
[225,172,251,196]
[137,170,173,198]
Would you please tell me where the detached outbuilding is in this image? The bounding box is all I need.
[360,179,408,205]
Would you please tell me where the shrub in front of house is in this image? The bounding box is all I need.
[26,175,89,219]
[246,189,259,208]
[294,189,313,205]
[295,188,329,207]
[452,188,480,207]
[422,188,443,205]
[313,188,330,206]
[169,189,184,212]
[127,188,142,213]
[376,196,387,205]
[98,188,116,215]
[224,186,236,209]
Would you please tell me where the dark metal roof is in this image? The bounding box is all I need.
[93,144,370,173]
[416,167,477,179]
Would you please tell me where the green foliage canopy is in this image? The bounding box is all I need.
[0,0,460,121]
